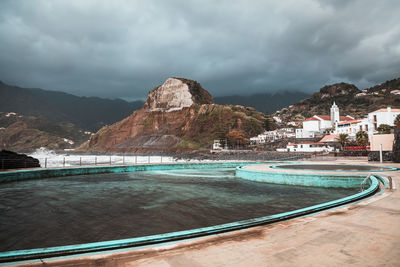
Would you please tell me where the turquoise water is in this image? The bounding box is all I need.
[0,167,358,252]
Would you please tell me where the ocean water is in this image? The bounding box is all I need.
[0,167,358,252]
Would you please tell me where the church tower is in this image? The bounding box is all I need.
[330,102,340,127]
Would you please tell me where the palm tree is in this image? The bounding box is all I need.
[356,131,368,148]
[377,124,391,134]
[395,114,400,126]
[337,134,349,150]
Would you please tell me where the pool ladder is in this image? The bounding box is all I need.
[361,173,393,192]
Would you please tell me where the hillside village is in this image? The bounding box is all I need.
[239,103,400,153]
[213,80,400,157]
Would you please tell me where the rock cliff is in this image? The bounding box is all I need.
[85,78,265,152]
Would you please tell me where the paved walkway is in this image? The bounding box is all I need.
[10,160,400,267]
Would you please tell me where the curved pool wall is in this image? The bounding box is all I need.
[236,167,369,188]
[0,162,270,184]
[270,164,398,172]
[0,163,383,263]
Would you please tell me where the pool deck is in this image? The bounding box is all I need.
[8,159,400,267]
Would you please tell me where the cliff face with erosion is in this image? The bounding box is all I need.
[86,78,265,152]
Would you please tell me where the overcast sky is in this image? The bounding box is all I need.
[0,0,399,100]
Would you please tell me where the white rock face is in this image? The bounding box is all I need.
[146,78,194,112]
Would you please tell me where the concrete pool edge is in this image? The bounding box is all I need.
[0,164,382,263]
[270,164,398,172]
[236,166,370,188]
[0,161,287,184]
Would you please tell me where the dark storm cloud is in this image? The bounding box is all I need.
[0,0,399,100]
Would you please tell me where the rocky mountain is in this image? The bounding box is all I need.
[0,112,90,152]
[0,81,144,131]
[85,78,267,152]
[214,91,310,113]
[275,78,400,124]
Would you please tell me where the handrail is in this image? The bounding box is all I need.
[362,173,393,191]
[360,174,372,192]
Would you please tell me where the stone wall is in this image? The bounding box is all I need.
[393,126,400,163]
[368,151,393,162]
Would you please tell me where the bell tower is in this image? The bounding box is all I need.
[330,102,340,127]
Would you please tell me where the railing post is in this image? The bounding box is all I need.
[123,155,125,165]
[95,157,97,165]
[135,155,137,164]
[80,157,82,166]
[45,158,47,168]
[110,156,112,165]
[63,157,65,167]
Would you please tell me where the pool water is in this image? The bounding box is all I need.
[0,167,358,252]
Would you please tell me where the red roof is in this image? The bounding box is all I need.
[319,134,339,143]
[305,115,354,122]
[304,117,319,122]
[371,108,400,113]
[315,115,331,120]
[337,119,361,125]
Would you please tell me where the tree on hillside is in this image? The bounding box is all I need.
[263,112,277,131]
[356,131,368,148]
[377,124,391,134]
[226,129,248,149]
[394,114,400,126]
[337,134,349,150]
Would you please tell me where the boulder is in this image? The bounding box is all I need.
[0,150,40,170]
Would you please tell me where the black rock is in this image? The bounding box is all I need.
[0,150,40,170]
[393,127,400,163]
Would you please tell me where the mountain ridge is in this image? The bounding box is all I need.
[0,81,144,131]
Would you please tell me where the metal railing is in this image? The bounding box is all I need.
[1,152,312,170]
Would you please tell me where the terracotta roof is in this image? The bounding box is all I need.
[304,117,319,122]
[315,115,330,120]
[340,116,354,121]
[371,108,400,113]
[305,115,354,122]
[337,119,361,125]
[319,134,339,143]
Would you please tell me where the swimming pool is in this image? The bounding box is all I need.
[0,162,383,262]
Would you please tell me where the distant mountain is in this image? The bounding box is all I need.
[0,81,144,131]
[0,112,90,152]
[275,78,400,124]
[214,91,310,113]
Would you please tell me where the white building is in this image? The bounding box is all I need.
[250,128,295,144]
[297,103,353,138]
[368,107,400,130]
[390,90,400,95]
[212,139,227,150]
[335,119,364,139]
[332,107,400,138]
[277,142,334,152]
[295,128,315,138]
